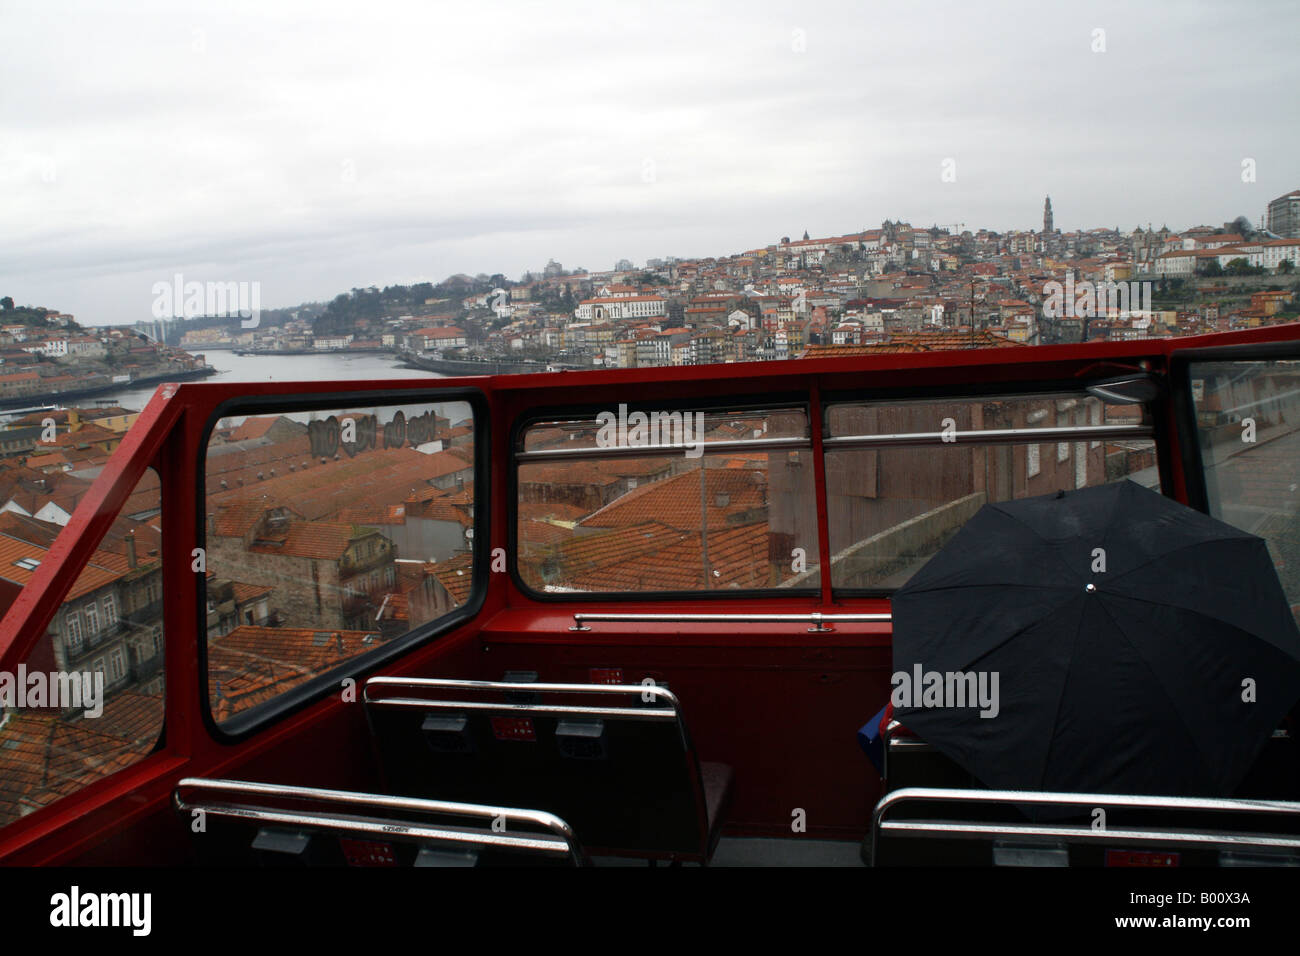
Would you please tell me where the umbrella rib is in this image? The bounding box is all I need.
[1102,536,1260,592]
[1090,595,1220,782]
[1100,589,1296,653]
[896,585,1083,675]
[896,582,1068,596]
[1093,481,1134,591]
[1036,598,1090,792]
[990,505,1084,583]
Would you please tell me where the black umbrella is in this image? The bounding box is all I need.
[890,480,1300,797]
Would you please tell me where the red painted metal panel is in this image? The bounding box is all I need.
[2,326,1298,862]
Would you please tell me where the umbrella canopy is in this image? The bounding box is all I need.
[890,480,1300,797]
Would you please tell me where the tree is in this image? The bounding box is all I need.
[1280,261,1295,275]
[0,296,12,311]
[1224,258,1262,277]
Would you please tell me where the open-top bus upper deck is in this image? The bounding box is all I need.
[0,323,1298,866]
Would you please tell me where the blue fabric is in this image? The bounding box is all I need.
[858,702,890,776]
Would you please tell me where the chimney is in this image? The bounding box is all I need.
[715,492,730,508]
[125,531,137,569]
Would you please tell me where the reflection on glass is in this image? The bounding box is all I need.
[1191,359,1300,614]
[826,440,1159,590]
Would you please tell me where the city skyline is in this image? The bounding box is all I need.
[6,193,1292,327]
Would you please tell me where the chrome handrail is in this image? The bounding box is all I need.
[824,423,1152,450]
[870,786,1300,864]
[174,777,586,865]
[367,697,679,721]
[568,611,891,632]
[364,676,679,707]
[515,435,811,463]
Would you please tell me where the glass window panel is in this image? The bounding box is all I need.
[1189,358,1300,617]
[203,400,475,725]
[0,467,164,828]
[517,407,818,592]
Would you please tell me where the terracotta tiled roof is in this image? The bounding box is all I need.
[801,343,927,358]
[547,522,687,578]
[207,625,382,721]
[518,461,625,489]
[211,501,302,538]
[228,416,288,442]
[427,553,474,604]
[336,503,407,525]
[517,501,589,524]
[0,511,61,547]
[570,522,789,591]
[519,519,573,545]
[0,689,163,828]
[231,581,274,604]
[0,533,127,600]
[409,498,471,526]
[580,467,767,532]
[249,521,368,561]
[208,445,471,522]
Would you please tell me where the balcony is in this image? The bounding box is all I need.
[131,653,162,683]
[124,599,164,626]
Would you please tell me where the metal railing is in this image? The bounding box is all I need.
[870,786,1300,864]
[516,434,811,464]
[174,777,587,865]
[824,423,1153,451]
[568,611,891,632]
[364,676,680,721]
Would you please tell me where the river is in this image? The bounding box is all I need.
[102,350,440,412]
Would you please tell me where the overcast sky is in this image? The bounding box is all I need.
[2,0,1297,326]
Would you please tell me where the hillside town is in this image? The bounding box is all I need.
[181,190,1300,366]
[0,301,211,406]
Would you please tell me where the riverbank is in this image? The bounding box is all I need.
[0,365,218,411]
[51,349,448,412]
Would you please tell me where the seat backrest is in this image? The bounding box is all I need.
[173,778,586,866]
[363,677,711,858]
